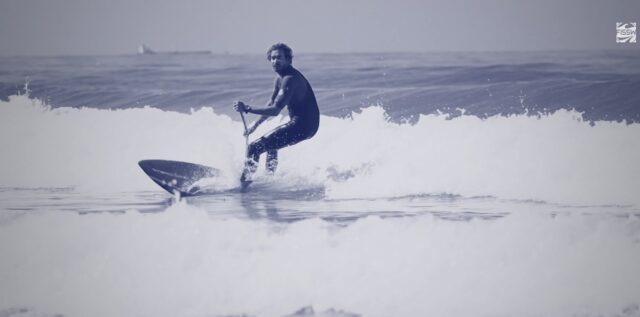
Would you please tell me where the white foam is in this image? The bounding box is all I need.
[1,94,639,205]
[0,206,638,317]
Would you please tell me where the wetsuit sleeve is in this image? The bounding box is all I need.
[272,76,294,110]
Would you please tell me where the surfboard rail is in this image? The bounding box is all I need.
[138,159,220,196]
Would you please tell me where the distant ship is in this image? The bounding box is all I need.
[137,44,211,55]
[137,44,156,55]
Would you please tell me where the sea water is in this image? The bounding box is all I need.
[0,52,639,317]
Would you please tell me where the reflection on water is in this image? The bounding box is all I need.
[1,187,638,225]
[1,187,639,317]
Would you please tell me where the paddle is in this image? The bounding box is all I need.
[239,111,253,190]
[239,111,249,155]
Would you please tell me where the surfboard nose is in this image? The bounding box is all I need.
[138,159,161,175]
[137,159,221,196]
[138,159,154,173]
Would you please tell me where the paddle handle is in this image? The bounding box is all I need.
[239,111,249,155]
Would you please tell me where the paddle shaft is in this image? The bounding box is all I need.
[239,111,249,156]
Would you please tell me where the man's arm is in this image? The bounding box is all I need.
[236,77,292,135]
[248,115,269,134]
[242,76,294,116]
[252,78,281,123]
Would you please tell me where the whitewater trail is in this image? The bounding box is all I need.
[1,94,639,206]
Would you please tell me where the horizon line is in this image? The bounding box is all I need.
[1,47,639,58]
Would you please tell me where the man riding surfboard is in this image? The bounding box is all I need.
[233,43,320,187]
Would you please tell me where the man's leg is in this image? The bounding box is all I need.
[241,121,307,182]
[241,139,266,183]
[266,150,278,174]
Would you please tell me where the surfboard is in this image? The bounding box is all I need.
[138,160,221,196]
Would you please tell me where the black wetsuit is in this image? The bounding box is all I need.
[245,66,319,173]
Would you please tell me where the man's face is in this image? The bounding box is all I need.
[269,50,290,73]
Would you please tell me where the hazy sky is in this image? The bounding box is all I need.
[1,0,638,55]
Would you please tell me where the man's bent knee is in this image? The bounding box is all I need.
[248,139,267,158]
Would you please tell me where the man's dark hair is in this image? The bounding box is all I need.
[266,43,293,62]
